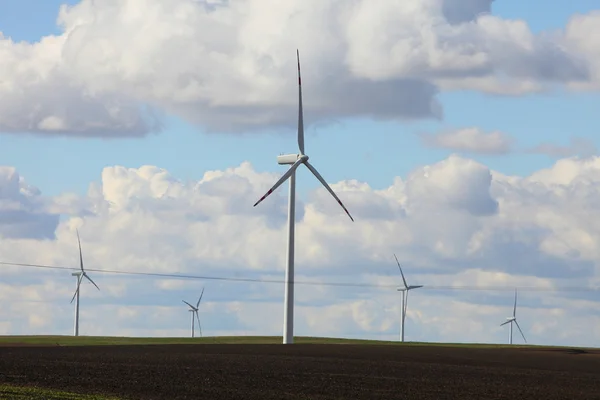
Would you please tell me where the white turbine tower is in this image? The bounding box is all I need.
[182,287,204,338]
[500,289,527,344]
[394,254,423,342]
[253,50,354,344]
[70,229,100,337]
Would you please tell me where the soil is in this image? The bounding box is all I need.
[0,343,599,399]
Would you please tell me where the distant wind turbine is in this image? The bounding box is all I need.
[394,254,423,342]
[70,229,100,337]
[182,287,204,338]
[500,289,527,344]
[253,50,354,344]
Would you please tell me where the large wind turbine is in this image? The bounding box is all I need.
[70,229,100,337]
[182,287,204,338]
[253,50,354,344]
[394,254,422,342]
[500,289,527,344]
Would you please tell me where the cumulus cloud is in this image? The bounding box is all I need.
[0,33,161,137]
[0,0,599,137]
[564,11,600,91]
[529,137,597,158]
[420,127,513,154]
[0,167,60,239]
[1,154,600,345]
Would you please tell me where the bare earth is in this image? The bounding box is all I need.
[0,344,599,399]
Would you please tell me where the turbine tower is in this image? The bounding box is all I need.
[394,254,423,342]
[182,287,204,338]
[500,289,527,344]
[70,229,100,337]
[253,50,354,344]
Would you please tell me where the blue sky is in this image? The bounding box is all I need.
[0,0,598,197]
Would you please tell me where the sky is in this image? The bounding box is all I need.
[0,0,600,346]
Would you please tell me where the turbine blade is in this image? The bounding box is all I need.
[297,49,305,156]
[514,319,527,343]
[393,254,409,289]
[253,158,304,207]
[70,275,83,304]
[70,289,78,304]
[500,320,511,326]
[304,161,354,221]
[410,285,424,289]
[76,229,84,272]
[195,311,202,337]
[513,289,517,317]
[84,273,100,291]
[196,287,205,308]
[182,300,196,310]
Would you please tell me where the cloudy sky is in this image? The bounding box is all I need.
[1,0,600,346]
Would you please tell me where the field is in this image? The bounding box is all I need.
[0,336,599,399]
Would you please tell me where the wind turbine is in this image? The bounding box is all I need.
[70,229,100,337]
[253,50,354,344]
[394,254,422,342]
[182,287,204,338]
[500,289,527,344]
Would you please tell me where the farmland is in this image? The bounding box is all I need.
[0,336,598,399]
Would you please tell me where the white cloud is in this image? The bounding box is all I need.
[1,154,600,346]
[564,11,600,91]
[0,0,599,136]
[529,137,597,158]
[0,167,60,239]
[0,32,159,137]
[420,127,513,154]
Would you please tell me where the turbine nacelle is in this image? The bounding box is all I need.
[398,284,424,291]
[277,154,300,165]
[277,153,309,166]
[183,300,199,312]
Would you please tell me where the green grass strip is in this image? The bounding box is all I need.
[0,384,121,400]
[0,335,592,350]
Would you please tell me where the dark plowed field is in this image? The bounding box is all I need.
[1,344,599,399]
